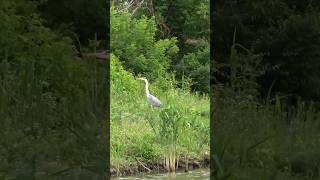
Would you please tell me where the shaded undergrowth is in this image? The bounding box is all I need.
[0,2,108,178]
[212,95,320,179]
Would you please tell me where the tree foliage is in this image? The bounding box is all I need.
[0,0,107,178]
[112,0,210,93]
[38,0,108,47]
[111,7,179,81]
[214,0,320,102]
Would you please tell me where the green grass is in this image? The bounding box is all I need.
[212,93,320,180]
[110,54,210,175]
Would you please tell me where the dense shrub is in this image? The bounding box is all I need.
[111,8,179,80]
[110,53,139,96]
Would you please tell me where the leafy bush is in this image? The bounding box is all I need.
[177,44,210,93]
[111,53,139,96]
[110,7,179,80]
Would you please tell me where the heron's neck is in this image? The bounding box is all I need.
[144,80,150,96]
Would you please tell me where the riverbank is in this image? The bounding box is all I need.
[111,168,210,180]
[110,156,210,177]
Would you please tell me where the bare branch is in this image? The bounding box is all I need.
[131,0,145,16]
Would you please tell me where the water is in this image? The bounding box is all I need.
[111,168,210,180]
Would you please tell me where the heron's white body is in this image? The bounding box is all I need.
[147,93,161,107]
[138,77,161,107]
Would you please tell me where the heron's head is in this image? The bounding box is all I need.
[137,77,147,81]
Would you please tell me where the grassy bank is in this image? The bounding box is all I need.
[212,91,320,179]
[110,54,210,176]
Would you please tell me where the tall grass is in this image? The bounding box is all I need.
[159,107,182,172]
[213,91,320,179]
[212,39,320,179]
[0,25,108,179]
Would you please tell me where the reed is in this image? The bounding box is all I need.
[158,106,182,172]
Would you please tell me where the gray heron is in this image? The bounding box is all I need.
[137,77,161,108]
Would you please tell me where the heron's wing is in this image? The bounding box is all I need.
[147,94,161,107]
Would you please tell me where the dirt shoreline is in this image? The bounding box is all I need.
[111,157,210,177]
